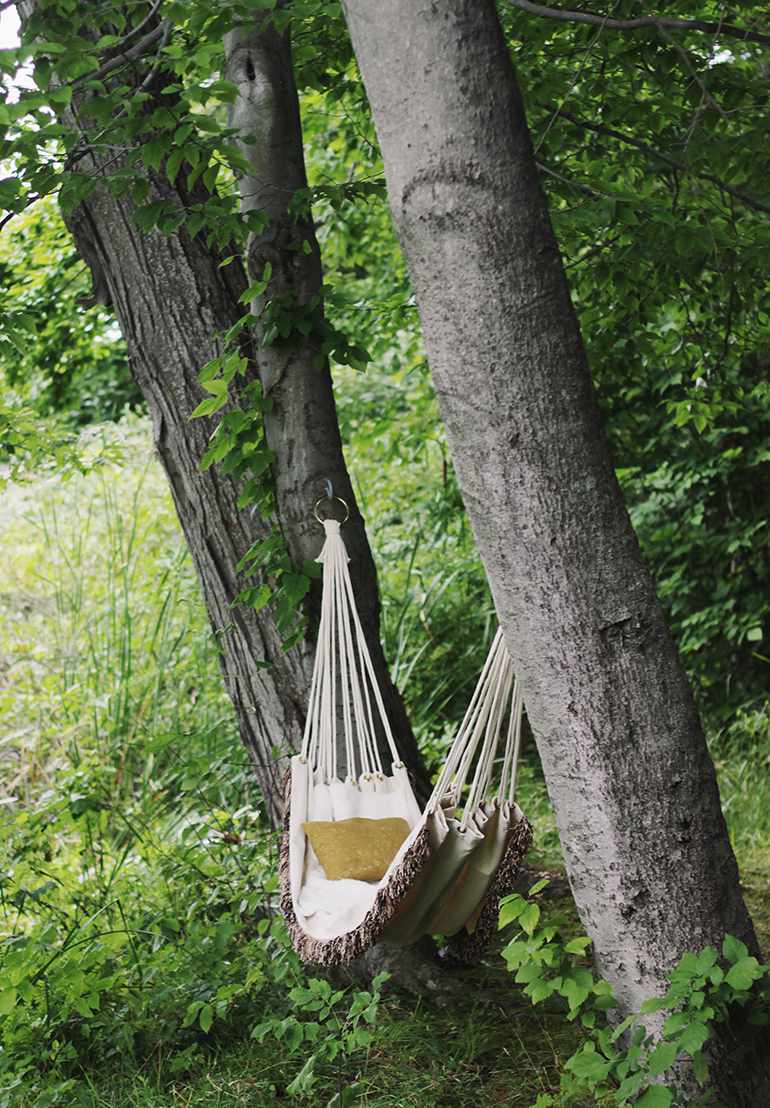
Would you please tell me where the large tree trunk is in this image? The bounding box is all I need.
[19,0,427,823]
[341,0,769,1099]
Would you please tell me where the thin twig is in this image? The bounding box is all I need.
[71,21,166,87]
[538,102,770,216]
[507,0,770,48]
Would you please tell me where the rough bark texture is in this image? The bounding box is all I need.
[65,185,301,828]
[20,0,427,824]
[341,0,769,1099]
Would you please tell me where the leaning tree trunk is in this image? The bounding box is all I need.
[18,0,427,824]
[223,18,423,788]
[341,0,769,1099]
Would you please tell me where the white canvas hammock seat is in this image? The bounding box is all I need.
[280,513,532,967]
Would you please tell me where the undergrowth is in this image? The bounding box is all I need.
[1,419,768,1106]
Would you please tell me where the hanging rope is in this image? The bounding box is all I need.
[301,518,402,782]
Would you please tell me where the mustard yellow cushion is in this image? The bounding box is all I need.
[302,817,411,882]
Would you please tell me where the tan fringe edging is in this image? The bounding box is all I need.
[279,771,434,967]
[444,812,534,963]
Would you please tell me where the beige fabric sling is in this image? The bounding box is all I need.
[279,516,531,966]
[384,630,530,946]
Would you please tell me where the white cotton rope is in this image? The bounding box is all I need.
[300,520,400,781]
[428,627,525,826]
[300,520,525,817]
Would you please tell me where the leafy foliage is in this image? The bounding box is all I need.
[0,441,387,1106]
[0,408,768,1105]
[500,882,770,1106]
[0,198,134,424]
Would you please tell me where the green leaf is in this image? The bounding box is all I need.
[528,978,556,1004]
[58,172,97,214]
[248,585,271,613]
[567,1045,612,1082]
[281,573,310,608]
[206,79,239,103]
[561,967,595,1012]
[498,895,526,930]
[49,84,73,106]
[636,1086,673,1108]
[141,135,167,171]
[286,1055,315,1096]
[134,200,168,232]
[519,902,540,936]
[564,936,592,955]
[694,946,718,974]
[200,434,234,470]
[528,877,550,896]
[199,1003,213,1033]
[722,935,749,963]
[617,1072,646,1102]
[676,1021,710,1055]
[201,377,227,396]
[647,1040,677,1077]
[239,279,269,304]
[0,988,17,1015]
[166,146,185,185]
[327,1083,365,1108]
[183,1000,202,1027]
[610,1013,638,1041]
[515,962,545,985]
[640,996,669,1014]
[724,956,763,991]
[191,116,224,135]
[190,394,228,419]
[663,1012,690,1037]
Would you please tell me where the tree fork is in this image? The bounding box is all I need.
[341,0,769,1097]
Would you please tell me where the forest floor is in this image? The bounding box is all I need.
[82,860,770,1108]
[88,921,585,1107]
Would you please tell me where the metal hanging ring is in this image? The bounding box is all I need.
[313,494,350,525]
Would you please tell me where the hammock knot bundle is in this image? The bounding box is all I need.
[280,514,532,966]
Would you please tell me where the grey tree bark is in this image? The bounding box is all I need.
[341,0,769,1099]
[19,0,427,823]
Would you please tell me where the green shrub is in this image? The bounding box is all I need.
[500,883,770,1107]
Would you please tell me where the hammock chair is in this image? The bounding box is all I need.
[280,504,532,966]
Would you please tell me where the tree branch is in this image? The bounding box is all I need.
[508,0,770,49]
[538,102,770,216]
[73,21,167,86]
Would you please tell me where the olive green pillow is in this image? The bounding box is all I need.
[303,817,411,882]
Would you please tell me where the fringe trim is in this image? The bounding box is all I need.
[444,811,534,964]
[279,770,434,967]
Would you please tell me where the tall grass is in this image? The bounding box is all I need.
[0,418,235,808]
[0,420,286,1105]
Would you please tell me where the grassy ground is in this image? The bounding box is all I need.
[1,420,768,1108]
[85,991,583,1107]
